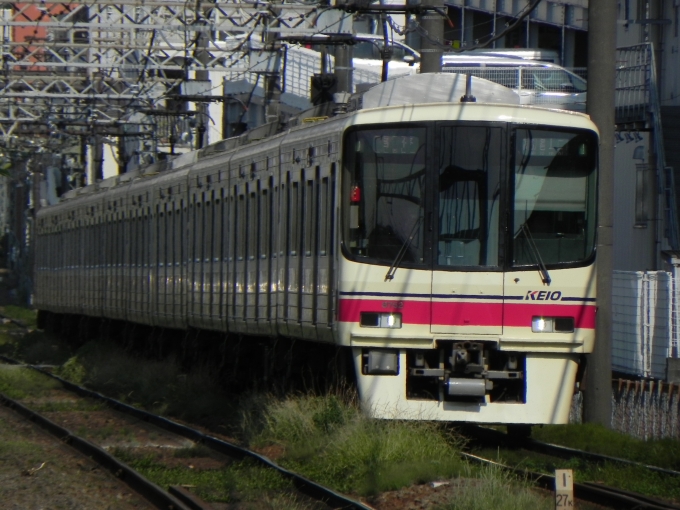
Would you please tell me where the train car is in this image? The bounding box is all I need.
[34,73,598,425]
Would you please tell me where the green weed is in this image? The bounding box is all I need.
[0,365,60,399]
[0,306,37,328]
[477,444,680,502]
[255,394,465,496]
[4,330,73,365]
[533,423,680,470]
[113,448,292,504]
[435,464,553,510]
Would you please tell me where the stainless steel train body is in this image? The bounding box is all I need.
[34,98,599,425]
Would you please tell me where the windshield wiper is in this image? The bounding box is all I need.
[385,216,422,282]
[517,222,551,285]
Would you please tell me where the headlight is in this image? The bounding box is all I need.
[532,316,574,333]
[360,312,402,328]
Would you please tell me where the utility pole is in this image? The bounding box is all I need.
[584,0,616,428]
[419,0,444,73]
[194,0,211,149]
[335,44,353,94]
[265,0,282,126]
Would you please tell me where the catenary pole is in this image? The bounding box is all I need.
[419,0,444,73]
[584,0,616,427]
[265,0,282,126]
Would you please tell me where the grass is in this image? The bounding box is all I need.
[435,465,555,510]
[0,305,38,329]
[251,393,466,496]
[113,448,299,506]
[0,329,73,366]
[52,339,230,424]
[4,313,679,505]
[532,423,680,470]
[476,443,680,503]
[0,364,61,399]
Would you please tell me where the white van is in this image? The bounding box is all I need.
[440,55,587,111]
[458,48,561,64]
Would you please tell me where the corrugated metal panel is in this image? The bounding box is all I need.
[612,270,674,379]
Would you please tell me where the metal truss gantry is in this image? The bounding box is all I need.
[0,0,348,156]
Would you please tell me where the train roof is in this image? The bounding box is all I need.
[40,73,595,209]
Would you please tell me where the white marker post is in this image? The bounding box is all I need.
[555,469,574,509]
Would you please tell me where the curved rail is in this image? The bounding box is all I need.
[461,424,680,478]
[0,355,372,510]
[0,391,194,510]
[460,425,680,510]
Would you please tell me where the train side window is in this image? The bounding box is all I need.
[226,191,232,265]
[214,193,222,264]
[272,183,279,259]
[157,204,164,267]
[175,203,181,267]
[142,210,147,269]
[138,214,143,267]
[238,193,246,261]
[248,189,257,261]
[280,181,287,257]
[261,187,270,259]
[290,180,299,256]
[205,193,212,264]
[304,177,314,257]
[195,198,203,265]
[229,188,237,262]
[319,176,329,256]
[330,163,336,257]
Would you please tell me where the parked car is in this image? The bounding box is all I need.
[290,34,586,110]
[455,48,561,64]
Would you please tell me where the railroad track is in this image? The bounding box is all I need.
[4,347,679,510]
[0,355,372,510]
[459,424,680,510]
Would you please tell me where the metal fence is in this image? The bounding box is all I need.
[612,270,679,380]
[222,45,386,101]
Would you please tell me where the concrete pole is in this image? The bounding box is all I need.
[264,1,282,126]
[335,44,353,94]
[194,7,210,149]
[420,0,444,74]
[584,0,616,428]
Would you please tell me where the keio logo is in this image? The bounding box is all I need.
[525,291,562,301]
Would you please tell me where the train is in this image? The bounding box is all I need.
[34,73,599,425]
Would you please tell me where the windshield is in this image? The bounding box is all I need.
[437,126,502,267]
[521,68,587,92]
[512,128,597,267]
[342,123,597,271]
[344,126,427,266]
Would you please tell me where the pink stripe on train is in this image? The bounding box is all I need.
[338,298,596,329]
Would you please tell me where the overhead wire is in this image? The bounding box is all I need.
[4,0,544,156]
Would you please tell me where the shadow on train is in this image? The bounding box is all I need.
[37,311,356,397]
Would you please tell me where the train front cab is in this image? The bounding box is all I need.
[337,114,598,424]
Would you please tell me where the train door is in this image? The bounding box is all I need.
[430,124,505,335]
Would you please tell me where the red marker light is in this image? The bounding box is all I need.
[350,185,361,203]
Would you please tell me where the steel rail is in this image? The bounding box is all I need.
[0,391,194,510]
[0,356,372,510]
[461,424,680,478]
[461,452,680,510]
